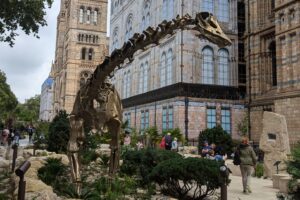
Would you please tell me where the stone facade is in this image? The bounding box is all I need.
[39,77,54,121]
[111,0,245,139]
[245,0,300,144]
[51,0,108,114]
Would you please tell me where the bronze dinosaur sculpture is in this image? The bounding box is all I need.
[67,12,232,193]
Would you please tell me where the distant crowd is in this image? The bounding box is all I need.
[0,125,35,146]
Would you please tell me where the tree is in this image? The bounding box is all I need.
[14,94,40,122]
[47,110,70,153]
[0,70,18,121]
[0,0,53,46]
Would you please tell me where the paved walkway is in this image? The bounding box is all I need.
[228,175,279,200]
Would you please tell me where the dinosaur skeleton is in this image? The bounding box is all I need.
[67,12,231,193]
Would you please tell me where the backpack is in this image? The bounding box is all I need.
[233,148,241,165]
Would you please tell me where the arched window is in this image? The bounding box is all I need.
[86,8,91,24]
[81,48,86,60]
[166,49,173,85]
[142,0,151,31]
[202,47,214,84]
[78,34,81,41]
[125,14,133,41]
[93,9,98,24]
[88,48,93,60]
[79,7,84,23]
[218,49,229,85]
[93,35,96,43]
[139,62,149,94]
[88,35,91,43]
[269,41,277,86]
[123,70,131,98]
[218,0,229,22]
[201,0,214,14]
[162,0,174,20]
[112,27,119,50]
[160,52,166,87]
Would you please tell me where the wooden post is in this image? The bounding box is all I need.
[15,161,31,200]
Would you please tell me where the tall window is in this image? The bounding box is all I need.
[201,0,214,13]
[218,49,229,85]
[125,14,133,41]
[139,62,149,94]
[86,9,91,24]
[88,48,93,60]
[93,10,98,24]
[123,70,131,98]
[79,8,84,23]
[221,108,231,134]
[162,106,173,130]
[207,107,216,129]
[217,0,229,22]
[81,48,86,60]
[142,0,151,31]
[162,0,174,20]
[124,112,131,127]
[269,41,277,86]
[141,110,149,131]
[202,47,214,84]
[112,27,119,50]
[160,49,173,87]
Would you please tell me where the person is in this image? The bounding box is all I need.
[136,140,144,150]
[124,132,131,146]
[1,129,9,146]
[165,132,172,150]
[27,125,33,143]
[171,137,178,152]
[160,136,165,149]
[201,141,212,157]
[13,129,20,145]
[239,137,257,194]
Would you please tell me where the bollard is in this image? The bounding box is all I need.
[15,160,31,200]
[219,165,231,200]
[11,143,18,172]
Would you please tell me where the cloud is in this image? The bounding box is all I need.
[0,0,60,103]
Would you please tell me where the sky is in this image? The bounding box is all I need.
[0,0,111,103]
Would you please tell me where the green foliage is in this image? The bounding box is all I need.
[121,148,182,186]
[162,128,184,143]
[89,176,137,199]
[236,114,248,137]
[37,158,69,195]
[0,70,18,121]
[198,126,234,156]
[81,150,98,165]
[254,163,264,178]
[14,95,40,122]
[0,0,53,46]
[144,126,160,147]
[149,157,223,200]
[47,110,70,153]
[36,121,50,136]
[286,144,300,198]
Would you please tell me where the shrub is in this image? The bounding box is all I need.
[37,158,69,195]
[253,163,264,178]
[144,126,160,148]
[286,144,300,199]
[47,110,70,153]
[121,148,182,186]
[149,157,224,200]
[198,126,234,156]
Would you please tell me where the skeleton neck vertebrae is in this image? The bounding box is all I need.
[67,12,231,194]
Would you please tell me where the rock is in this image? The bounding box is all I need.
[95,144,111,157]
[26,190,62,200]
[178,146,198,155]
[0,157,9,168]
[26,178,53,193]
[182,154,201,158]
[16,156,25,167]
[260,112,291,178]
[23,149,34,158]
[26,158,46,179]
[0,146,7,157]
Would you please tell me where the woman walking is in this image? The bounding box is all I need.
[239,137,257,194]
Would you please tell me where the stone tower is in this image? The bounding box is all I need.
[52,0,108,114]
